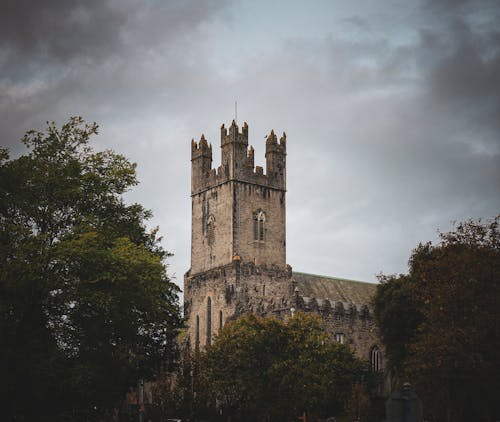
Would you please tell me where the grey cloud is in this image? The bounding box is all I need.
[224,1,499,279]
[427,33,500,120]
[0,0,227,151]
[1,0,498,285]
[0,0,129,75]
[0,0,225,71]
[415,7,500,158]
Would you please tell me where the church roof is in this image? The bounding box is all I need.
[292,271,377,306]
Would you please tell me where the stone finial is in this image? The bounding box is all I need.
[220,123,227,138]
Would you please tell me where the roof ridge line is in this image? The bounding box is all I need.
[292,271,376,286]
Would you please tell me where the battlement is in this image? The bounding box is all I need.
[221,120,249,146]
[265,130,286,155]
[191,121,286,194]
[191,134,212,159]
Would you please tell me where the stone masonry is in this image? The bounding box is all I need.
[184,120,384,374]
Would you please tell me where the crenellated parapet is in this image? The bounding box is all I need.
[191,121,287,195]
[221,120,249,147]
[265,130,286,154]
[191,134,212,159]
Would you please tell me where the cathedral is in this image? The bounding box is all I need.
[184,120,383,373]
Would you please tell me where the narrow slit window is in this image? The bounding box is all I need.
[195,315,200,350]
[206,297,212,346]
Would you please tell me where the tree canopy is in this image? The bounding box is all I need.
[201,313,369,422]
[0,117,182,420]
[373,216,500,422]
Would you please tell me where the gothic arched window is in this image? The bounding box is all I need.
[206,297,212,346]
[206,215,215,246]
[370,346,382,372]
[253,210,266,241]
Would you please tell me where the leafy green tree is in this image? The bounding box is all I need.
[0,117,182,421]
[202,313,368,421]
[373,216,500,422]
[373,273,423,379]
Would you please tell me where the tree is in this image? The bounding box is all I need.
[202,313,368,422]
[0,117,182,420]
[373,216,500,422]
[372,273,423,379]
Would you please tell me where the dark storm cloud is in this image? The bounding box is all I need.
[0,0,226,151]
[0,0,224,71]
[417,2,500,143]
[0,0,129,76]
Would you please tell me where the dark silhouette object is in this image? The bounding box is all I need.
[386,383,423,422]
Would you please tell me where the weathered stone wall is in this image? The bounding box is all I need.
[184,265,237,348]
[234,183,286,268]
[185,262,382,366]
[184,262,293,347]
[191,183,234,274]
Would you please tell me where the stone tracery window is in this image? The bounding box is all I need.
[370,345,382,372]
[253,210,266,241]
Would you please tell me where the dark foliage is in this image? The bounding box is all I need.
[373,216,500,422]
[0,117,182,421]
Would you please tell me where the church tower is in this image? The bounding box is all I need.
[184,120,385,384]
[184,120,292,348]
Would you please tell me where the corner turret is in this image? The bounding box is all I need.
[191,134,213,192]
[266,130,286,189]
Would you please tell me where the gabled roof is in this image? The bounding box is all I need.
[292,271,377,306]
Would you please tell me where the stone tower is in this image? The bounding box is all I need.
[184,120,293,348]
[184,121,383,382]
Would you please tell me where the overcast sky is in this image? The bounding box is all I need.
[1,0,499,292]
